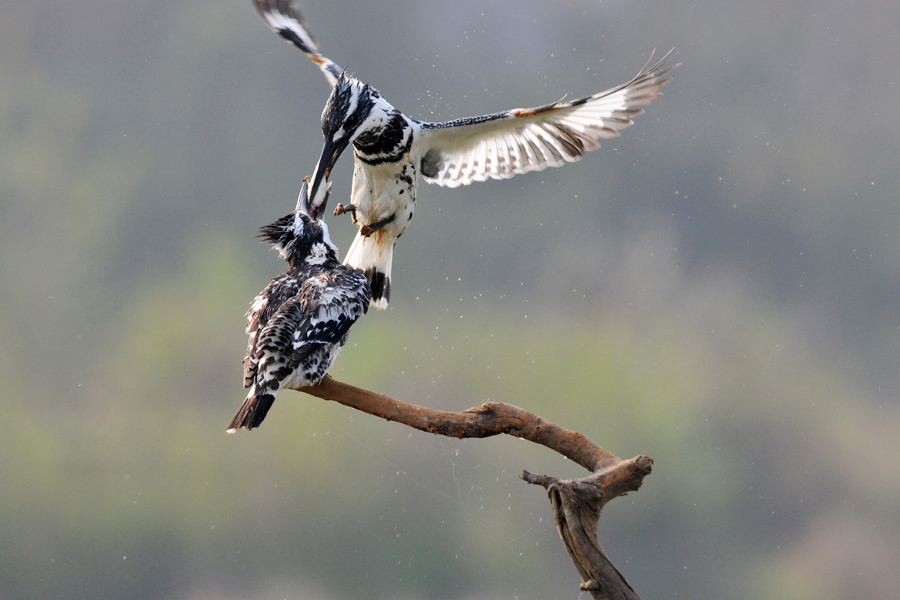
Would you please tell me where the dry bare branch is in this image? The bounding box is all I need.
[292,375,653,599]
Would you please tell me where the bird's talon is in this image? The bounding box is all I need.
[360,214,396,237]
[334,202,357,217]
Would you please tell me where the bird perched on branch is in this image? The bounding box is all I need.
[227,179,370,432]
[253,0,675,309]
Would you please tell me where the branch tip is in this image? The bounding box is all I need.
[520,470,556,488]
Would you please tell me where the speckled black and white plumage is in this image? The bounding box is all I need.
[227,182,370,432]
[253,0,676,310]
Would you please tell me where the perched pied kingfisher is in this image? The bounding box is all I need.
[254,0,676,309]
[227,179,370,432]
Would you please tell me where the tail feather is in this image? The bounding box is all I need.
[343,231,393,310]
[226,390,276,433]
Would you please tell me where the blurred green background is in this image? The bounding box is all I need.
[2,1,899,599]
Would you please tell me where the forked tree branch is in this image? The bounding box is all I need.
[293,375,653,600]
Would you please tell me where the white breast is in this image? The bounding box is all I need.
[351,156,418,238]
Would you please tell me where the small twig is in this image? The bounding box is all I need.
[291,375,653,599]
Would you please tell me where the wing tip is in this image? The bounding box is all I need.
[254,0,343,88]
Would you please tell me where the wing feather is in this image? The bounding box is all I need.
[503,131,525,172]
[416,50,676,188]
[243,273,300,388]
[253,0,344,87]
[247,268,369,391]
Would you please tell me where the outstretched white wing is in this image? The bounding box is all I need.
[416,51,676,188]
[253,0,343,87]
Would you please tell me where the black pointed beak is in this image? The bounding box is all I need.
[308,135,350,219]
[297,177,311,215]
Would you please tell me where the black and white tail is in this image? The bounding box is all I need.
[343,231,392,310]
[226,388,276,433]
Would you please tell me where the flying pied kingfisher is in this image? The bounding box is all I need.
[227,179,370,432]
[254,0,675,309]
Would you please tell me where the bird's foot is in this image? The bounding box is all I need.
[334,202,357,217]
[360,214,396,237]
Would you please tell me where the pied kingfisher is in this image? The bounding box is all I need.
[254,0,675,309]
[227,179,370,432]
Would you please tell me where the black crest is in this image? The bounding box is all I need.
[258,211,336,270]
[321,73,372,139]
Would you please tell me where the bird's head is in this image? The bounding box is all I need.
[307,72,394,215]
[259,179,338,268]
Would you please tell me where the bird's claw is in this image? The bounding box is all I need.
[359,214,396,237]
[334,202,357,217]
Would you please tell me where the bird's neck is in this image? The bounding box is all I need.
[353,111,414,166]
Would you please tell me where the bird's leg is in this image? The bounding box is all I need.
[334,203,360,225]
[360,214,396,237]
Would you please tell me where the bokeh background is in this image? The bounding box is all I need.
[2,1,899,599]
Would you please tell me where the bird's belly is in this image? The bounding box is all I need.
[352,161,417,238]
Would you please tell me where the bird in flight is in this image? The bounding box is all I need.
[253,0,675,309]
[227,179,370,432]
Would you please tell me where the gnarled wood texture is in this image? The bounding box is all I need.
[292,375,653,599]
